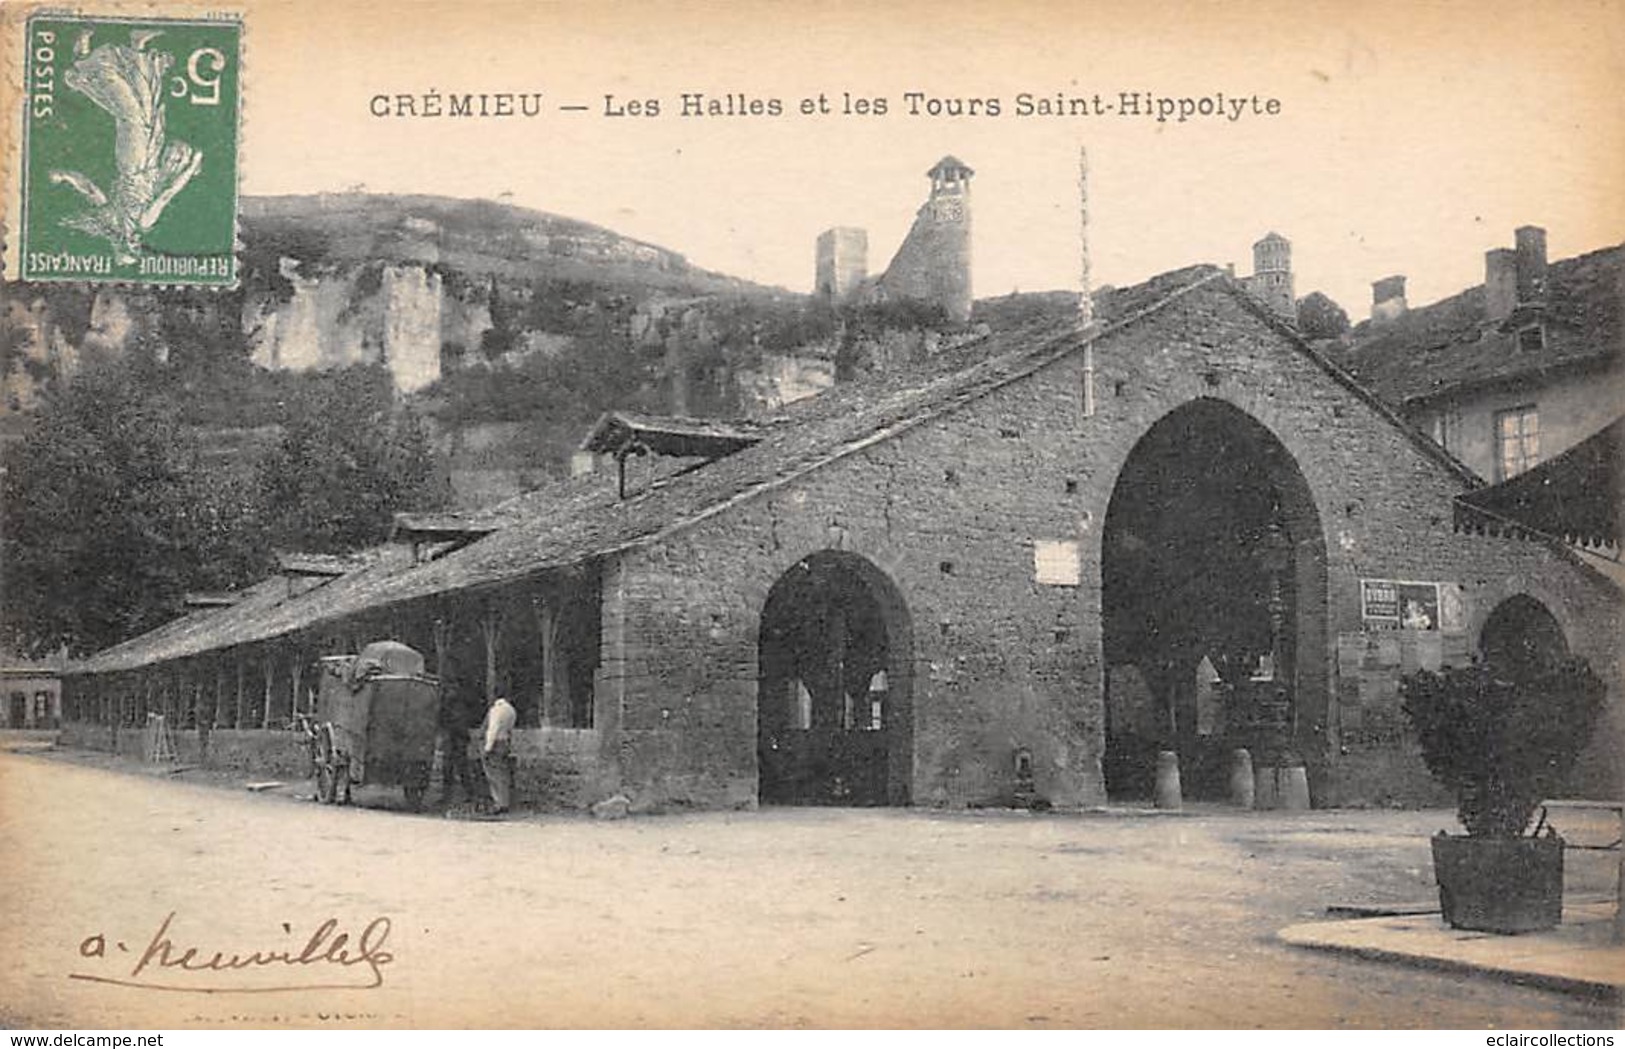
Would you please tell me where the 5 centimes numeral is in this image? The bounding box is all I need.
[21,13,242,286]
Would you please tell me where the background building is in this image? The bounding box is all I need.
[1332,227,1623,485]
[2,660,63,730]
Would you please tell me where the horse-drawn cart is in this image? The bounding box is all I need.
[306,641,440,809]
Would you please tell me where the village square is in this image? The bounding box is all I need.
[3,3,1623,1029]
[4,145,1622,1030]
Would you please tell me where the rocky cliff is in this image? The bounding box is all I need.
[2,192,837,505]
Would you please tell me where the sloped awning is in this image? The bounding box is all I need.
[389,512,500,545]
[1454,417,1620,549]
[580,410,762,460]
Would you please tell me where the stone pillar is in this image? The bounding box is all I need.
[1229,748,1255,809]
[1154,750,1182,811]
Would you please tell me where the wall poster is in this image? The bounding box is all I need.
[1360,578,1442,631]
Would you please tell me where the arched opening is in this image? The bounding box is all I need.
[1101,398,1329,801]
[757,550,913,806]
[1479,595,1568,680]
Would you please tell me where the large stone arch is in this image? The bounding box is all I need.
[756,548,915,806]
[1097,396,1330,801]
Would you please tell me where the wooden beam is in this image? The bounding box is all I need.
[534,597,564,727]
[262,653,275,730]
[191,668,203,732]
[235,655,246,729]
[432,617,450,678]
[482,607,502,702]
[290,650,304,718]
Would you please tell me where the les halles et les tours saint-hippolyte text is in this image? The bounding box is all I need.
[368,89,1285,123]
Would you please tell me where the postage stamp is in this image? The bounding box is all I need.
[19,13,241,285]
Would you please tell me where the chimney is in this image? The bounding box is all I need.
[1514,225,1548,309]
[1485,248,1517,322]
[1371,275,1407,323]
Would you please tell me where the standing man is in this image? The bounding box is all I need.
[435,685,477,807]
[481,695,518,815]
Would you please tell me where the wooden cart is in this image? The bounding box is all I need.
[308,641,440,810]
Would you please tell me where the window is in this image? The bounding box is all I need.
[1496,406,1540,480]
[1430,407,1461,454]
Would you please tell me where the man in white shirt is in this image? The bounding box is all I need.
[481,696,518,815]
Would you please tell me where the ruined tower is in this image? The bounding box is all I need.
[878,155,974,323]
[815,227,869,300]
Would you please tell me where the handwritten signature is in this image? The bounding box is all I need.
[70,912,394,993]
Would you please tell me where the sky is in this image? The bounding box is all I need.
[21,0,1625,318]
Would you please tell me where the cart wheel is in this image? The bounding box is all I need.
[314,725,337,804]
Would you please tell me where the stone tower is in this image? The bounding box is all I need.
[815,227,869,300]
[1245,231,1295,321]
[878,155,974,322]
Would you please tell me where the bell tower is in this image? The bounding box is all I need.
[878,155,974,322]
[1245,231,1296,320]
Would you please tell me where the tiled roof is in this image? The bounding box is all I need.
[1329,244,1624,406]
[1456,416,1621,549]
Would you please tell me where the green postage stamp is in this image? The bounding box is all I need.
[19,13,242,286]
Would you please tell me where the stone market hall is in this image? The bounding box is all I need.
[57,258,1622,811]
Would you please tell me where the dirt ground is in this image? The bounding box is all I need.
[1,746,1620,1030]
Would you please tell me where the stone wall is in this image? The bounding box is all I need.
[509,728,616,810]
[53,721,615,811]
[598,278,1621,811]
[56,721,311,778]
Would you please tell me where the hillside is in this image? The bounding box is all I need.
[3,192,837,505]
[238,193,782,298]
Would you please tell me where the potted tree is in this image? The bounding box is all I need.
[1400,656,1605,933]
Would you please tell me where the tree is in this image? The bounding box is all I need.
[1296,291,1350,340]
[255,365,449,553]
[0,356,267,656]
